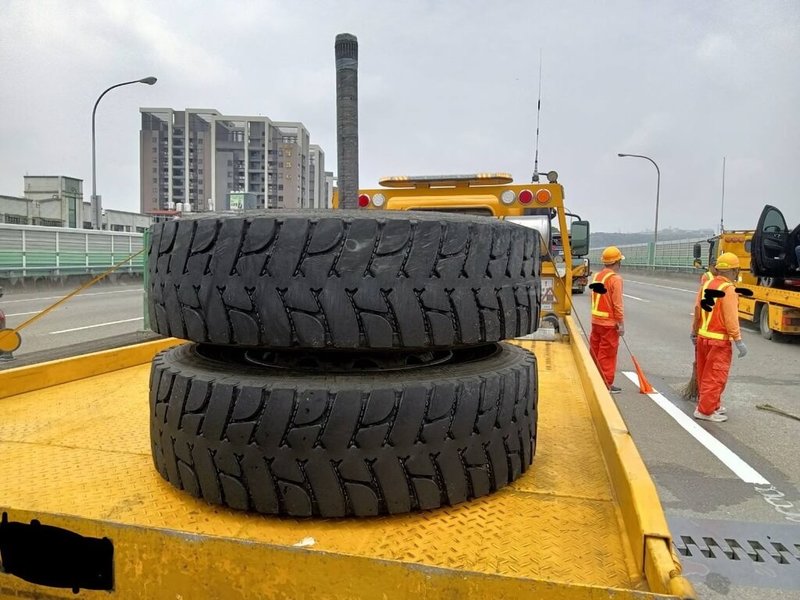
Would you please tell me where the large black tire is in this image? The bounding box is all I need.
[150,342,538,517]
[147,210,541,349]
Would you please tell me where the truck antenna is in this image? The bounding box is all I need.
[532,50,543,183]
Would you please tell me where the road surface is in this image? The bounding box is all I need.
[572,271,800,599]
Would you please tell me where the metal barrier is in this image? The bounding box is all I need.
[0,223,144,281]
[589,238,711,273]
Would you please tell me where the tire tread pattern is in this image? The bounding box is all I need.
[147,211,541,349]
[150,343,538,517]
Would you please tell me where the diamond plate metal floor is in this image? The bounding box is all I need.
[0,340,644,591]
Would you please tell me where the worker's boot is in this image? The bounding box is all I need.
[693,409,727,422]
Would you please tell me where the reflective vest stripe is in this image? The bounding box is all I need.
[698,280,733,340]
[591,270,616,318]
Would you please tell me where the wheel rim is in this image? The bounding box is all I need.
[194,342,502,373]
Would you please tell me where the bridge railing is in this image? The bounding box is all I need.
[0,223,144,281]
[588,238,711,274]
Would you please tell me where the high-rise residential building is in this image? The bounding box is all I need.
[324,171,335,209]
[140,109,318,213]
[308,145,326,208]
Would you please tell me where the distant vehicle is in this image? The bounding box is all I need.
[693,205,800,340]
[551,230,591,293]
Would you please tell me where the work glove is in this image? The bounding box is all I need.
[617,322,625,337]
[735,339,748,358]
[690,332,697,346]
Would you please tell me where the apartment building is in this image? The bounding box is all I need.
[308,145,326,208]
[140,109,319,213]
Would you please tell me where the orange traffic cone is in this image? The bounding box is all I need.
[630,354,655,394]
[622,338,655,394]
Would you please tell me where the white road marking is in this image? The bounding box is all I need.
[622,293,649,302]
[49,317,143,334]
[625,279,696,294]
[5,311,40,318]
[622,371,770,485]
[2,288,142,305]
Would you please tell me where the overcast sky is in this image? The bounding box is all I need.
[1,0,798,233]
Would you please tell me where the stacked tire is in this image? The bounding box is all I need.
[147,210,542,517]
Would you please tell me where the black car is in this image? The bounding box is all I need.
[751,205,800,285]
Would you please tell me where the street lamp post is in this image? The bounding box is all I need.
[91,76,157,229]
[617,153,660,267]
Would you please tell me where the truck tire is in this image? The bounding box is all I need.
[147,210,541,349]
[759,304,773,340]
[149,342,538,517]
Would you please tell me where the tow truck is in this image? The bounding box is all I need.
[693,205,800,340]
[0,171,696,599]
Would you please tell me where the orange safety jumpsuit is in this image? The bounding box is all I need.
[692,275,741,416]
[589,268,624,386]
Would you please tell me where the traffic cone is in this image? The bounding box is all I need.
[621,337,654,394]
[630,354,655,394]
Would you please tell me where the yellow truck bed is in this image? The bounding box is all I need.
[0,318,693,599]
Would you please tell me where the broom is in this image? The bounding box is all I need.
[621,337,654,394]
[679,361,698,401]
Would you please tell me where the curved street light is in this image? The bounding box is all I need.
[91,77,157,229]
[618,153,660,266]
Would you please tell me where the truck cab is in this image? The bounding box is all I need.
[354,172,590,334]
[751,204,800,286]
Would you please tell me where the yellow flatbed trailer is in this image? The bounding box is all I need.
[0,319,694,599]
[737,282,800,338]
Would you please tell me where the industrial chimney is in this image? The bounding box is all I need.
[335,33,359,209]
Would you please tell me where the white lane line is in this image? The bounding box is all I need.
[623,293,649,302]
[49,317,143,335]
[625,279,696,294]
[2,288,142,305]
[5,311,40,318]
[622,371,769,485]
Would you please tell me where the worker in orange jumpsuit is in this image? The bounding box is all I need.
[690,252,747,422]
[589,246,625,393]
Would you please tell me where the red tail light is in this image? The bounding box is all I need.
[518,189,533,204]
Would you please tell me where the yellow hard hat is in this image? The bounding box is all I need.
[601,246,625,264]
[716,252,740,270]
